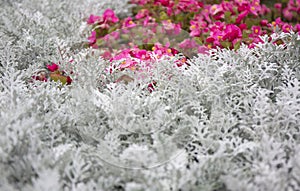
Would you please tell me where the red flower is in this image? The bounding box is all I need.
[47,63,59,72]
[66,76,72,85]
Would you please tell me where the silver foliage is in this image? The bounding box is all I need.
[0,0,300,190]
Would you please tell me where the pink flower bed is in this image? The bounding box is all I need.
[33,0,300,85]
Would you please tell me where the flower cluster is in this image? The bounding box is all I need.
[87,0,300,69]
[32,63,72,85]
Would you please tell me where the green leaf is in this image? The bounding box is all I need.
[234,41,241,51]
[220,41,231,48]
[50,73,68,85]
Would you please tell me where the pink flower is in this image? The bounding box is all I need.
[209,4,223,16]
[222,24,242,42]
[206,29,223,47]
[282,23,292,33]
[123,17,136,28]
[130,0,149,5]
[177,0,202,12]
[162,20,181,35]
[260,19,268,26]
[283,8,293,21]
[135,9,150,19]
[110,49,131,61]
[189,21,201,37]
[249,0,261,16]
[239,23,247,31]
[179,39,198,49]
[154,0,173,7]
[103,9,119,23]
[236,10,249,24]
[294,24,300,34]
[130,49,151,60]
[88,31,97,45]
[274,3,282,10]
[259,4,271,15]
[118,58,137,70]
[197,45,209,55]
[87,14,101,24]
[250,36,263,47]
[251,26,261,36]
[47,63,59,72]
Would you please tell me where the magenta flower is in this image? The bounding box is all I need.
[282,23,292,33]
[283,8,293,21]
[179,39,198,49]
[260,19,268,26]
[274,3,282,11]
[189,21,201,37]
[209,4,223,16]
[88,31,97,45]
[135,9,150,19]
[197,45,209,55]
[47,63,59,72]
[259,4,271,15]
[248,0,261,16]
[87,14,101,25]
[162,20,181,35]
[177,0,202,12]
[239,23,247,31]
[206,30,223,48]
[222,24,242,42]
[130,49,151,60]
[294,24,300,34]
[118,58,137,70]
[130,0,149,5]
[236,10,249,24]
[154,0,173,7]
[123,17,136,28]
[251,26,261,36]
[103,9,119,23]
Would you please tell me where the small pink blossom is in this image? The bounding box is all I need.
[130,0,149,5]
[282,23,292,33]
[283,8,293,21]
[103,9,119,23]
[87,14,101,24]
[274,3,282,11]
[260,19,268,26]
[123,17,136,28]
[88,31,97,45]
[294,24,300,34]
[135,9,150,19]
[251,26,261,36]
[239,23,247,31]
[162,20,181,35]
[47,63,59,72]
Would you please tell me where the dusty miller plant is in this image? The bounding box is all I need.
[0,0,300,191]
